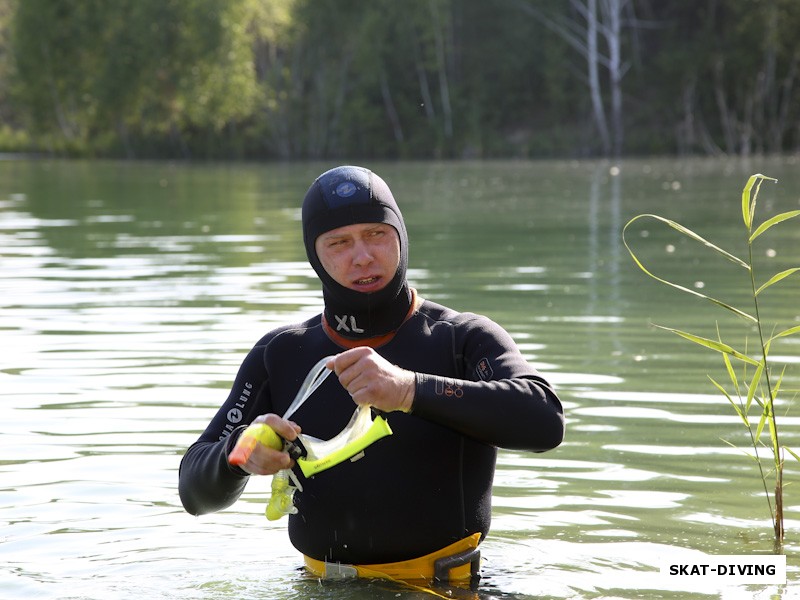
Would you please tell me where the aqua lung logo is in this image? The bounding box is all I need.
[334,314,364,334]
[335,181,357,197]
[325,173,368,208]
[219,381,253,440]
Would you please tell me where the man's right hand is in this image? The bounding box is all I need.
[232,413,302,476]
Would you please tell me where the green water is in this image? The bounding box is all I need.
[2,157,799,599]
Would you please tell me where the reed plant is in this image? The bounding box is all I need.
[623,174,800,551]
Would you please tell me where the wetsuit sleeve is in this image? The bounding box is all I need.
[410,315,564,451]
[178,345,271,516]
[178,429,249,516]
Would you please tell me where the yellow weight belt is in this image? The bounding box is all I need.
[303,532,481,584]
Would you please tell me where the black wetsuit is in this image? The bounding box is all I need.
[178,296,564,564]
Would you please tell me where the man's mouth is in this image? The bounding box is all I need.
[354,276,380,285]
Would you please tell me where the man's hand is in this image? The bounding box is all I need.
[235,413,301,476]
[327,347,415,413]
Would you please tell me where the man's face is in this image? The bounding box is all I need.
[314,222,401,293]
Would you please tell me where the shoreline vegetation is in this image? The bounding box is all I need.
[1,1,800,161]
[624,174,800,552]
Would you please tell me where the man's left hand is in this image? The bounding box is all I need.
[326,347,415,413]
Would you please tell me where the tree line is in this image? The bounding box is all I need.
[1,0,798,160]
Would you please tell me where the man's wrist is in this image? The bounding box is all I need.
[398,370,416,413]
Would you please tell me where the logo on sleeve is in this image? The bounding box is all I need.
[219,381,253,440]
[476,357,493,381]
[434,378,464,398]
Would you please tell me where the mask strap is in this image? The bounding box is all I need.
[283,355,335,420]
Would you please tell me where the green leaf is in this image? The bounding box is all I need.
[721,437,761,463]
[755,267,800,296]
[746,360,766,412]
[742,174,778,231]
[653,325,761,366]
[742,176,756,229]
[784,446,800,463]
[767,411,779,463]
[768,324,800,343]
[754,405,768,445]
[723,351,739,389]
[623,216,757,322]
[626,214,749,268]
[749,210,800,242]
[774,372,784,400]
[710,376,749,426]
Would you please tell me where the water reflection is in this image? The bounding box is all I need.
[1,158,798,599]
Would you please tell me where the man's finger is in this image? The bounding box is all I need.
[329,347,372,375]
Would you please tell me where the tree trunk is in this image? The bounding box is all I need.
[585,0,611,154]
[380,71,405,144]
[677,79,695,155]
[429,0,453,141]
[117,119,135,159]
[713,57,736,154]
[601,0,624,157]
[410,26,436,123]
[772,50,800,153]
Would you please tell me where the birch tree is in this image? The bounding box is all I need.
[509,0,633,156]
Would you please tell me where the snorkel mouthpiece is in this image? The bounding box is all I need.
[228,423,304,521]
[229,415,393,519]
[227,356,394,520]
[227,422,310,468]
[228,422,283,465]
[229,411,393,475]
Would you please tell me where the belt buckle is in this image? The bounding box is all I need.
[432,547,481,584]
[323,562,359,579]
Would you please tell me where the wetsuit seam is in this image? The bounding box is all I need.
[451,323,464,379]
[414,306,462,378]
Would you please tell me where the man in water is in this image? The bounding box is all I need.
[179,165,564,584]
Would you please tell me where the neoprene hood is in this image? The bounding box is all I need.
[302,166,412,339]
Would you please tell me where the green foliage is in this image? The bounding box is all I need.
[10,0,258,156]
[623,175,799,551]
[4,1,800,158]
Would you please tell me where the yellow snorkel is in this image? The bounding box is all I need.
[228,355,393,520]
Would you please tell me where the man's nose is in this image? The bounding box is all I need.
[352,240,374,265]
